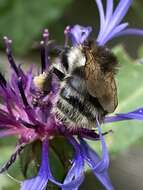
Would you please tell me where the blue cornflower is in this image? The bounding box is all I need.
[0,1,143,190]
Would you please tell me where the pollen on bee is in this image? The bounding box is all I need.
[33,72,47,90]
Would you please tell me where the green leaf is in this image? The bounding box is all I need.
[20,141,41,178]
[0,0,72,55]
[49,136,74,181]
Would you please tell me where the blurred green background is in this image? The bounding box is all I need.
[0,0,143,189]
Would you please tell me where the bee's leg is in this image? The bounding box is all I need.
[53,67,65,81]
[82,130,113,140]
[71,128,113,140]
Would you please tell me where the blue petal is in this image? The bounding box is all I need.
[21,137,84,190]
[96,0,139,45]
[105,108,143,123]
[108,0,132,30]
[105,0,113,25]
[20,176,48,190]
[97,0,114,40]
[68,25,92,46]
[20,140,49,190]
[115,28,143,37]
[51,175,84,190]
[79,119,114,190]
[95,0,106,37]
[48,137,84,190]
[103,22,128,44]
[62,137,84,190]
[117,108,143,120]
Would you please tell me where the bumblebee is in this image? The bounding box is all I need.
[34,40,118,129]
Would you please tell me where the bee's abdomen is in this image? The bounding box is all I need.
[53,78,104,129]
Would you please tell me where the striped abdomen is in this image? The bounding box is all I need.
[52,75,105,129]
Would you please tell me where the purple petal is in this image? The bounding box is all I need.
[20,140,49,190]
[68,25,92,46]
[4,36,20,77]
[25,66,34,94]
[79,118,113,190]
[0,129,21,137]
[0,109,19,127]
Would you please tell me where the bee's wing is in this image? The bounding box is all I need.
[96,73,118,113]
[85,51,118,113]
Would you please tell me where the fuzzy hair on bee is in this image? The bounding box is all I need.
[34,40,118,130]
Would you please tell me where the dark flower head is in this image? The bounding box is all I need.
[0,1,143,190]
